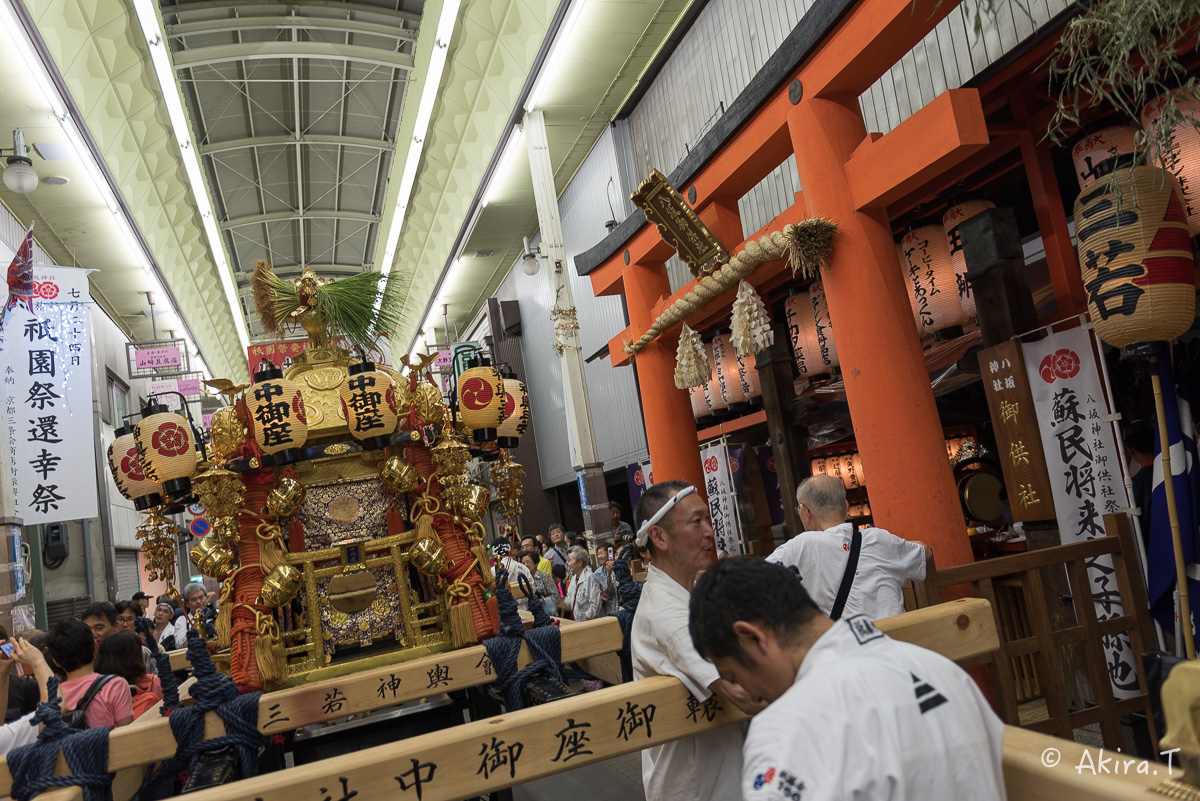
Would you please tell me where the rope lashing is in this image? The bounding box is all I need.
[623,219,837,355]
[141,630,265,792]
[613,543,643,682]
[484,569,573,710]
[8,677,114,801]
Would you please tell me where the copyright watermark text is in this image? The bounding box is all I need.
[1039,747,1180,776]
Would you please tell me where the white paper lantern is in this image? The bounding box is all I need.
[897,242,925,337]
[712,334,747,406]
[942,200,995,319]
[808,281,839,370]
[901,226,966,337]
[703,340,727,412]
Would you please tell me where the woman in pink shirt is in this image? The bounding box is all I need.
[47,620,133,728]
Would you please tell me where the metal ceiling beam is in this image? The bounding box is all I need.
[221,210,381,229]
[160,1,419,25]
[199,134,392,156]
[167,16,417,41]
[271,264,366,277]
[172,42,414,72]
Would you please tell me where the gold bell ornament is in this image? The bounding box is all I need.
[408,533,448,576]
[259,563,302,607]
[380,455,421,493]
[431,426,471,477]
[266,476,306,518]
[190,537,237,580]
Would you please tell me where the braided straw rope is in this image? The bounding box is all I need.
[624,219,835,354]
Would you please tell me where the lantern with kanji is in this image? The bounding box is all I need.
[107,425,162,511]
[808,281,840,369]
[784,294,820,377]
[457,359,506,442]
[901,226,964,338]
[1072,125,1139,190]
[247,361,309,465]
[1073,165,1196,347]
[133,404,198,499]
[1142,90,1200,237]
[943,200,995,319]
[734,347,762,401]
[703,341,728,414]
[896,242,925,337]
[339,361,399,451]
[496,371,531,449]
[712,333,747,406]
[690,385,709,421]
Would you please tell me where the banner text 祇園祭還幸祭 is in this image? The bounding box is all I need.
[1022,325,1137,698]
[2,266,98,525]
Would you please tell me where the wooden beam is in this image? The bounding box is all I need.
[0,618,623,796]
[845,89,989,211]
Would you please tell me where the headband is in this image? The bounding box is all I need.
[635,485,697,547]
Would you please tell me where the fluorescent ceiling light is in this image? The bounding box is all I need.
[525,0,590,111]
[133,0,249,350]
[481,127,524,207]
[379,0,464,278]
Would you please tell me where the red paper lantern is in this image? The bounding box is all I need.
[901,226,965,337]
[107,426,162,511]
[943,200,995,319]
[1074,165,1197,347]
[1072,125,1139,191]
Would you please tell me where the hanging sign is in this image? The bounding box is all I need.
[1,265,98,525]
[977,341,1057,523]
[701,442,743,557]
[126,338,188,379]
[247,339,308,375]
[148,380,182,411]
[1022,325,1137,698]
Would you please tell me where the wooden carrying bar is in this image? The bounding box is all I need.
[2,599,997,798]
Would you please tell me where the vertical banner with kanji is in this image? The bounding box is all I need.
[1022,325,1137,697]
[626,462,650,511]
[1,266,97,525]
[701,442,743,557]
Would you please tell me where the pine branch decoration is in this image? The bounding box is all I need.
[729,280,774,357]
[674,324,711,389]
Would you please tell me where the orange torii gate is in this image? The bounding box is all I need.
[586,0,1001,568]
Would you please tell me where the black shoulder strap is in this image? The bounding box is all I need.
[830,529,862,622]
[77,674,118,713]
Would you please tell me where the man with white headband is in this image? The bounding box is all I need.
[631,480,763,801]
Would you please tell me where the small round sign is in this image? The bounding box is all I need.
[190,518,210,538]
[187,502,204,517]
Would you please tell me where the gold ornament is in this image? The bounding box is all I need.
[260,564,302,607]
[380,456,421,493]
[413,382,446,424]
[409,535,447,576]
[430,426,470,476]
[208,406,248,462]
[266,477,307,518]
[190,537,237,580]
[445,484,489,520]
[136,509,179,586]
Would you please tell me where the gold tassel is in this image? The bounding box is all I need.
[256,522,285,573]
[254,610,284,686]
[471,544,495,589]
[215,585,233,648]
[448,600,476,648]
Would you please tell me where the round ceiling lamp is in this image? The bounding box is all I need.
[3,130,37,195]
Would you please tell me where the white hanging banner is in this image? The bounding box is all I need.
[1022,325,1137,698]
[2,266,98,525]
[701,441,743,558]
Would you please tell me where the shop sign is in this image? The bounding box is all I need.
[976,341,1056,523]
[701,442,743,557]
[1023,325,1137,698]
[126,339,188,379]
[1,265,99,525]
[148,379,183,410]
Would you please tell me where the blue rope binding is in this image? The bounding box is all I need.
[138,630,265,794]
[7,676,114,801]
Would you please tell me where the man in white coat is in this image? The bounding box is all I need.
[768,474,928,620]
[689,557,1006,801]
[631,480,762,801]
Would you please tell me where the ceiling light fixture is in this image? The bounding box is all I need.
[481,127,525,208]
[132,0,249,350]
[2,129,38,194]
[379,0,464,278]
[524,0,589,112]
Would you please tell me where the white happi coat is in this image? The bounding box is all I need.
[767,522,926,620]
[632,565,743,801]
[742,616,1005,801]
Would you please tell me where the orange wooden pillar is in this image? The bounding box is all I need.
[624,261,705,494]
[788,96,973,568]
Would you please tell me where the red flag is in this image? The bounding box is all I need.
[2,222,35,328]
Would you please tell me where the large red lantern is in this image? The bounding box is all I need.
[1072,125,1139,191]
[1142,90,1200,237]
[943,200,995,319]
[107,426,162,511]
[247,360,308,465]
[1073,165,1197,347]
[339,361,400,450]
[901,226,964,338]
